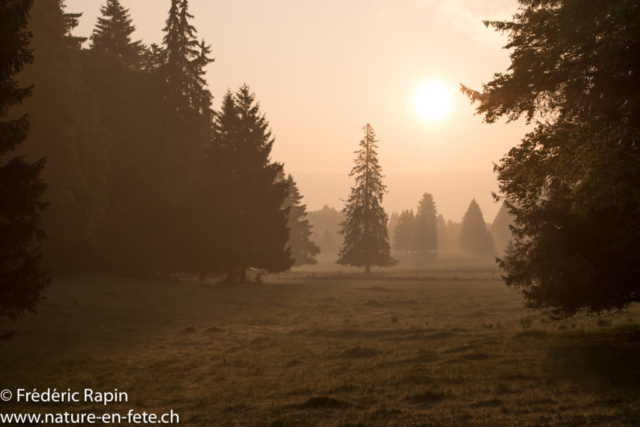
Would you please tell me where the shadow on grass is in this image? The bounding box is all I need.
[548,326,640,389]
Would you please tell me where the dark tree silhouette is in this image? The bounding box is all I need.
[415,193,438,254]
[393,210,415,254]
[283,174,320,266]
[459,200,494,257]
[337,124,397,273]
[17,0,110,271]
[463,0,640,316]
[91,0,144,68]
[191,87,293,282]
[0,0,50,340]
[161,0,213,117]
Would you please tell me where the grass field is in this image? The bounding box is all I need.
[1,271,640,426]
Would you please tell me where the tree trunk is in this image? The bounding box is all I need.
[238,268,247,283]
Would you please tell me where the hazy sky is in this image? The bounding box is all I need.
[65,0,529,223]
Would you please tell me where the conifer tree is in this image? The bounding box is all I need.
[17,0,110,271]
[459,199,495,257]
[191,86,293,282]
[161,0,213,117]
[463,0,640,316]
[283,174,320,266]
[0,0,50,339]
[415,193,438,254]
[337,124,397,273]
[490,202,514,255]
[393,210,416,253]
[91,0,144,68]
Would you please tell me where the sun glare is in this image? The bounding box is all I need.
[414,80,453,123]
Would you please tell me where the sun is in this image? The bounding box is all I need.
[414,80,453,123]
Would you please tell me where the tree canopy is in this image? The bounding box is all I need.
[463,0,640,316]
[90,0,144,68]
[190,86,293,282]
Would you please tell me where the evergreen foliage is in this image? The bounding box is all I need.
[490,202,513,256]
[17,0,111,271]
[283,174,320,267]
[459,200,494,257]
[393,210,415,253]
[0,0,50,339]
[90,0,144,68]
[337,124,397,273]
[190,87,293,282]
[414,193,438,254]
[463,0,640,316]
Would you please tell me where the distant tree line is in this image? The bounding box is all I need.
[390,197,505,258]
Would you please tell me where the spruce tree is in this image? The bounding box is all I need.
[17,0,110,271]
[459,199,495,257]
[191,86,293,282]
[393,210,415,253]
[337,124,397,273]
[283,174,320,266]
[414,193,438,254]
[161,0,213,117]
[91,0,144,68]
[0,0,50,339]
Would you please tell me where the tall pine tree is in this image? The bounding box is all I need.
[282,173,320,267]
[338,124,396,273]
[0,0,50,340]
[414,192,438,254]
[190,86,293,282]
[90,0,144,69]
[161,0,213,117]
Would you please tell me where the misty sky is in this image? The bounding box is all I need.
[65,0,530,223]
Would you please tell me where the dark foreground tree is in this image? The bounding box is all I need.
[283,173,320,266]
[190,87,293,282]
[415,193,438,254]
[18,0,111,272]
[0,0,50,340]
[337,124,397,273]
[462,0,640,316]
[459,200,494,257]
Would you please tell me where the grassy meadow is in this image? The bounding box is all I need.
[2,265,640,426]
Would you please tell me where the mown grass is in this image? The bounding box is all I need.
[1,274,639,426]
